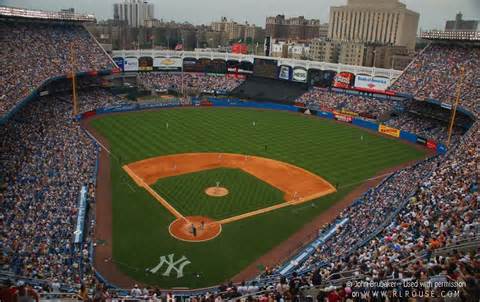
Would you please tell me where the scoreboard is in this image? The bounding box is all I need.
[253,58,278,79]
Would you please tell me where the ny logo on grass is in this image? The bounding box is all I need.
[149,254,191,278]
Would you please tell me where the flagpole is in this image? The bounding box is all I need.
[447,66,465,147]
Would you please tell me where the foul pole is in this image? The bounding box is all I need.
[446,67,465,147]
[70,43,78,116]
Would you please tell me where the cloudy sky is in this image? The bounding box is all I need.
[1,0,479,30]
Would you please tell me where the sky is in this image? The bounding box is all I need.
[1,0,479,30]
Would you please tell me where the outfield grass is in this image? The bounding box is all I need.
[151,168,285,220]
[90,107,427,288]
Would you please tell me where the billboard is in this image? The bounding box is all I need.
[292,68,308,82]
[333,72,355,89]
[183,58,207,72]
[333,111,353,123]
[278,65,292,80]
[239,61,253,74]
[205,59,227,74]
[138,56,153,71]
[253,58,277,79]
[153,57,182,71]
[379,125,400,137]
[227,60,253,74]
[124,57,139,72]
[227,60,240,73]
[113,57,124,71]
[354,75,390,92]
[308,69,336,87]
[416,136,427,145]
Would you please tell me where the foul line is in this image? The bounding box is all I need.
[217,188,337,225]
[123,165,184,219]
[84,128,111,154]
[338,172,394,190]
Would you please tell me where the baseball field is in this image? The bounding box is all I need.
[88,107,428,288]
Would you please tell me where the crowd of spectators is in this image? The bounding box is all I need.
[296,88,400,119]
[0,20,113,117]
[137,72,244,95]
[385,113,464,144]
[391,44,480,111]
[0,88,129,290]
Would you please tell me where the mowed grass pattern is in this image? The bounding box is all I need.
[90,107,427,288]
[151,168,285,220]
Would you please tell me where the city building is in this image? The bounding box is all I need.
[210,17,265,44]
[270,41,310,59]
[211,17,228,32]
[265,15,321,41]
[244,24,265,43]
[328,0,419,49]
[113,0,154,28]
[319,23,329,40]
[224,21,245,41]
[364,45,413,69]
[338,42,366,66]
[309,39,412,69]
[445,12,479,32]
[309,40,340,63]
[271,41,289,58]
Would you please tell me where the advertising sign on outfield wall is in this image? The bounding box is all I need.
[113,57,124,71]
[123,57,139,72]
[333,111,353,123]
[138,56,153,71]
[333,72,355,89]
[354,75,390,92]
[416,136,427,145]
[278,65,292,80]
[379,124,400,137]
[292,68,307,82]
[153,57,182,70]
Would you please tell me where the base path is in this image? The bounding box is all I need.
[123,153,336,240]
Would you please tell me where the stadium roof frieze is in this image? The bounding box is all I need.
[0,6,96,23]
[419,30,480,42]
[111,49,403,79]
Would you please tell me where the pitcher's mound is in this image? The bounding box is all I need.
[169,216,222,242]
[205,186,229,197]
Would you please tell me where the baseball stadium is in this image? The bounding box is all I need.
[0,3,479,302]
